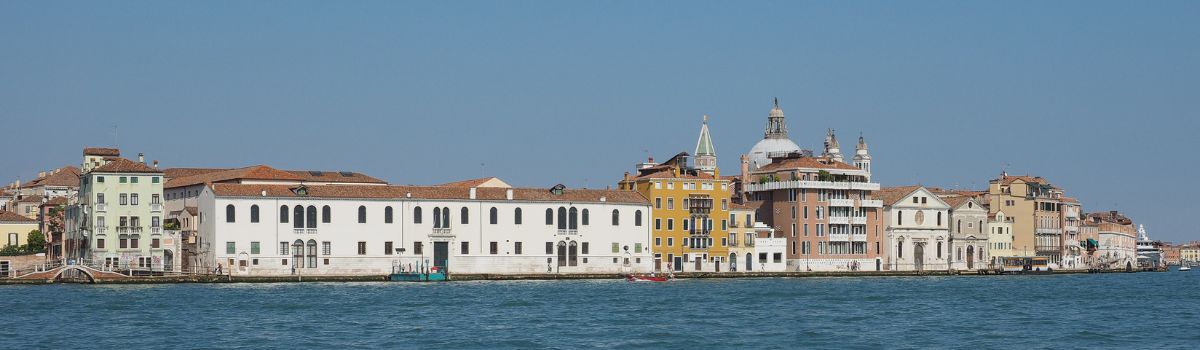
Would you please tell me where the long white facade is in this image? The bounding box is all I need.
[192,183,653,276]
[882,187,952,271]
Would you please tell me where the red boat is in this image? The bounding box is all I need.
[625,274,670,282]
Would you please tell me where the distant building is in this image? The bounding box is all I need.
[65,148,167,270]
[1181,243,1200,265]
[987,210,1015,266]
[746,99,805,171]
[877,186,951,271]
[1,211,38,249]
[941,193,989,270]
[1087,210,1137,270]
[987,173,1076,265]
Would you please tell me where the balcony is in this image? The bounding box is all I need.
[851,233,868,242]
[292,228,318,235]
[746,180,881,192]
[829,199,854,207]
[859,200,883,208]
[851,217,868,225]
[94,227,107,234]
[1036,228,1063,235]
[150,203,162,212]
[95,203,107,212]
[829,216,849,225]
[829,233,849,241]
[556,229,579,236]
[151,227,161,235]
[432,228,455,237]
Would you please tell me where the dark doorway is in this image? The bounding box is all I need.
[433,242,449,270]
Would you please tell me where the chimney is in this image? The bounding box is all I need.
[505,189,513,200]
[469,187,477,200]
[38,171,46,178]
[138,153,145,164]
[153,160,159,169]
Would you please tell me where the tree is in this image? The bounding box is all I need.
[26,229,46,253]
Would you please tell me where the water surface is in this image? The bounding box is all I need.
[3,270,1197,349]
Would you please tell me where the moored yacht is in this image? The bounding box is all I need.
[1135,225,1165,270]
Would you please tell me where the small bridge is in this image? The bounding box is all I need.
[10,265,130,283]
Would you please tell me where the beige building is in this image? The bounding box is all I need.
[1181,243,1200,264]
[1088,211,1137,270]
[1,211,38,248]
[987,210,1015,266]
[987,173,1074,265]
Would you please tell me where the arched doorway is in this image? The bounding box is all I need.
[875,258,881,271]
[966,246,975,269]
[913,243,925,271]
[163,250,174,273]
[729,253,737,272]
[745,253,753,271]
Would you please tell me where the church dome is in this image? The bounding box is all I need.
[748,138,802,169]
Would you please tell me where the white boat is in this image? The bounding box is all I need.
[1135,225,1165,269]
[1180,264,1192,272]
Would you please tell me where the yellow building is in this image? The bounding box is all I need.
[2,211,38,248]
[727,202,761,272]
[618,117,732,272]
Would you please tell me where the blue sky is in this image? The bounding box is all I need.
[2,1,1197,241]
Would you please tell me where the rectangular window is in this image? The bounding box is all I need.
[546,242,553,254]
[323,242,331,255]
[461,242,469,255]
[131,176,139,183]
[250,242,260,254]
[226,242,235,254]
[582,242,589,255]
[97,193,105,204]
[667,198,674,210]
[804,223,809,236]
[385,241,394,255]
[655,237,661,246]
[655,198,662,209]
[97,176,105,183]
[357,242,366,255]
[611,242,619,253]
[280,242,289,255]
[655,219,662,230]
[667,219,674,231]
[97,239,105,249]
[414,242,423,255]
[131,194,139,205]
[635,243,642,253]
[120,194,128,205]
[151,238,161,249]
[120,176,127,183]
[667,237,674,246]
[152,176,160,183]
[514,242,523,255]
[803,206,808,219]
[490,241,498,255]
[721,220,727,231]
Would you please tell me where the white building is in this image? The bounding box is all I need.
[753,223,787,272]
[987,210,1015,267]
[878,186,951,271]
[184,180,653,276]
[943,195,989,271]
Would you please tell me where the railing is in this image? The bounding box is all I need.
[829,199,854,207]
[431,228,454,237]
[150,203,162,212]
[151,227,161,235]
[95,203,107,212]
[116,227,130,233]
[746,180,881,192]
[829,233,849,241]
[556,229,579,235]
[851,233,868,242]
[829,216,849,225]
[1036,228,1063,235]
[291,228,318,235]
[859,199,883,208]
[851,217,868,225]
[95,227,107,234]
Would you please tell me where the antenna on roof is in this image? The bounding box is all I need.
[480,162,485,178]
[111,124,120,149]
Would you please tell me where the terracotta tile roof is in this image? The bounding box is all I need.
[1061,197,1079,203]
[16,195,45,203]
[731,201,762,211]
[940,196,972,209]
[210,183,649,205]
[83,147,120,157]
[439,177,509,188]
[283,170,387,184]
[995,175,1048,185]
[755,156,861,172]
[185,206,198,216]
[163,168,228,179]
[0,211,36,222]
[874,186,922,206]
[22,166,81,188]
[166,166,303,189]
[91,158,163,174]
[43,197,69,206]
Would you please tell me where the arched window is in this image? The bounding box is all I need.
[957,220,961,233]
[250,205,260,223]
[385,206,394,224]
[936,212,942,226]
[898,239,904,259]
[557,207,567,230]
[611,209,620,226]
[897,211,904,225]
[293,206,304,229]
[545,208,553,225]
[514,208,522,225]
[414,206,423,224]
[937,241,943,259]
[442,207,450,228]
[306,239,317,268]
[460,207,469,225]
[322,206,331,223]
[489,207,498,225]
[307,206,317,228]
[433,207,441,228]
[358,206,367,223]
[280,205,289,223]
[225,204,235,223]
[635,210,643,226]
[568,207,578,229]
[581,209,589,226]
